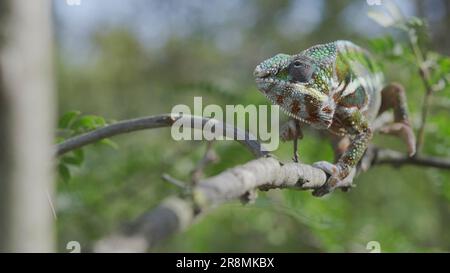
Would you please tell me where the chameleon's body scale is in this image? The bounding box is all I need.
[254,40,415,195]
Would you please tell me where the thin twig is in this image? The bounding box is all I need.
[374,148,450,169]
[56,114,269,158]
[407,30,433,155]
[191,141,218,184]
[161,173,187,189]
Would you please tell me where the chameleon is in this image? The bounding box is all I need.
[254,40,416,196]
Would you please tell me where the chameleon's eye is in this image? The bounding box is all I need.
[293,60,302,67]
[288,58,315,83]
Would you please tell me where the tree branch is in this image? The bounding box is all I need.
[374,148,450,169]
[56,113,449,252]
[93,145,450,252]
[407,29,434,155]
[190,141,218,184]
[93,156,328,252]
[56,114,268,158]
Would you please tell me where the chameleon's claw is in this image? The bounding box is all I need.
[312,161,355,197]
[379,122,416,157]
[311,161,339,196]
[312,161,339,176]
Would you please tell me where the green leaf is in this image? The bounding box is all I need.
[99,138,119,150]
[92,116,107,127]
[438,56,450,74]
[367,36,406,62]
[58,111,81,129]
[61,149,84,166]
[58,164,71,183]
[368,36,394,54]
[73,115,106,131]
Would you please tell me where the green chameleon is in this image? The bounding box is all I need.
[254,40,416,196]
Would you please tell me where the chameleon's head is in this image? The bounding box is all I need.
[254,46,336,129]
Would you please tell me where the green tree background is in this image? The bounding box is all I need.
[54,0,450,252]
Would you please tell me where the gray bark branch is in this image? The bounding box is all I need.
[375,148,450,169]
[57,114,269,158]
[94,157,328,252]
[54,114,449,252]
[93,146,450,252]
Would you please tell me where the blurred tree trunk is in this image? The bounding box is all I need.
[0,0,55,252]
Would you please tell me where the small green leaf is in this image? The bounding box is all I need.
[73,148,84,162]
[93,116,106,127]
[58,164,71,183]
[59,111,81,129]
[62,157,81,166]
[73,115,106,131]
[438,56,450,74]
[99,138,119,150]
[61,149,84,166]
[368,36,394,53]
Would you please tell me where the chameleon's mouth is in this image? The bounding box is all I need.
[254,76,292,99]
[254,77,313,126]
[255,76,286,86]
[254,69,299,97]
[253,65,271,78]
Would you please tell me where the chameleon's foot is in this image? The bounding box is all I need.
[311,161,354,197]
[380,122,416,156]
[379,83,416,156]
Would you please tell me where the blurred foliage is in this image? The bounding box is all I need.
[57,111,117,182]
[55,0,450,252]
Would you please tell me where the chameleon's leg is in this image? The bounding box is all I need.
[313,111,373,196]
[292,120,302,162]
[378,83,416,156]
[293,137,299,163]
[280,118,303,162]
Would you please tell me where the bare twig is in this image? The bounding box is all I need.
[416,66,434,154]
[161,173,187,189]
[374,148,450,169]
[56,114,268,158]
[407,30,434,155]
[191,141,218,183]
